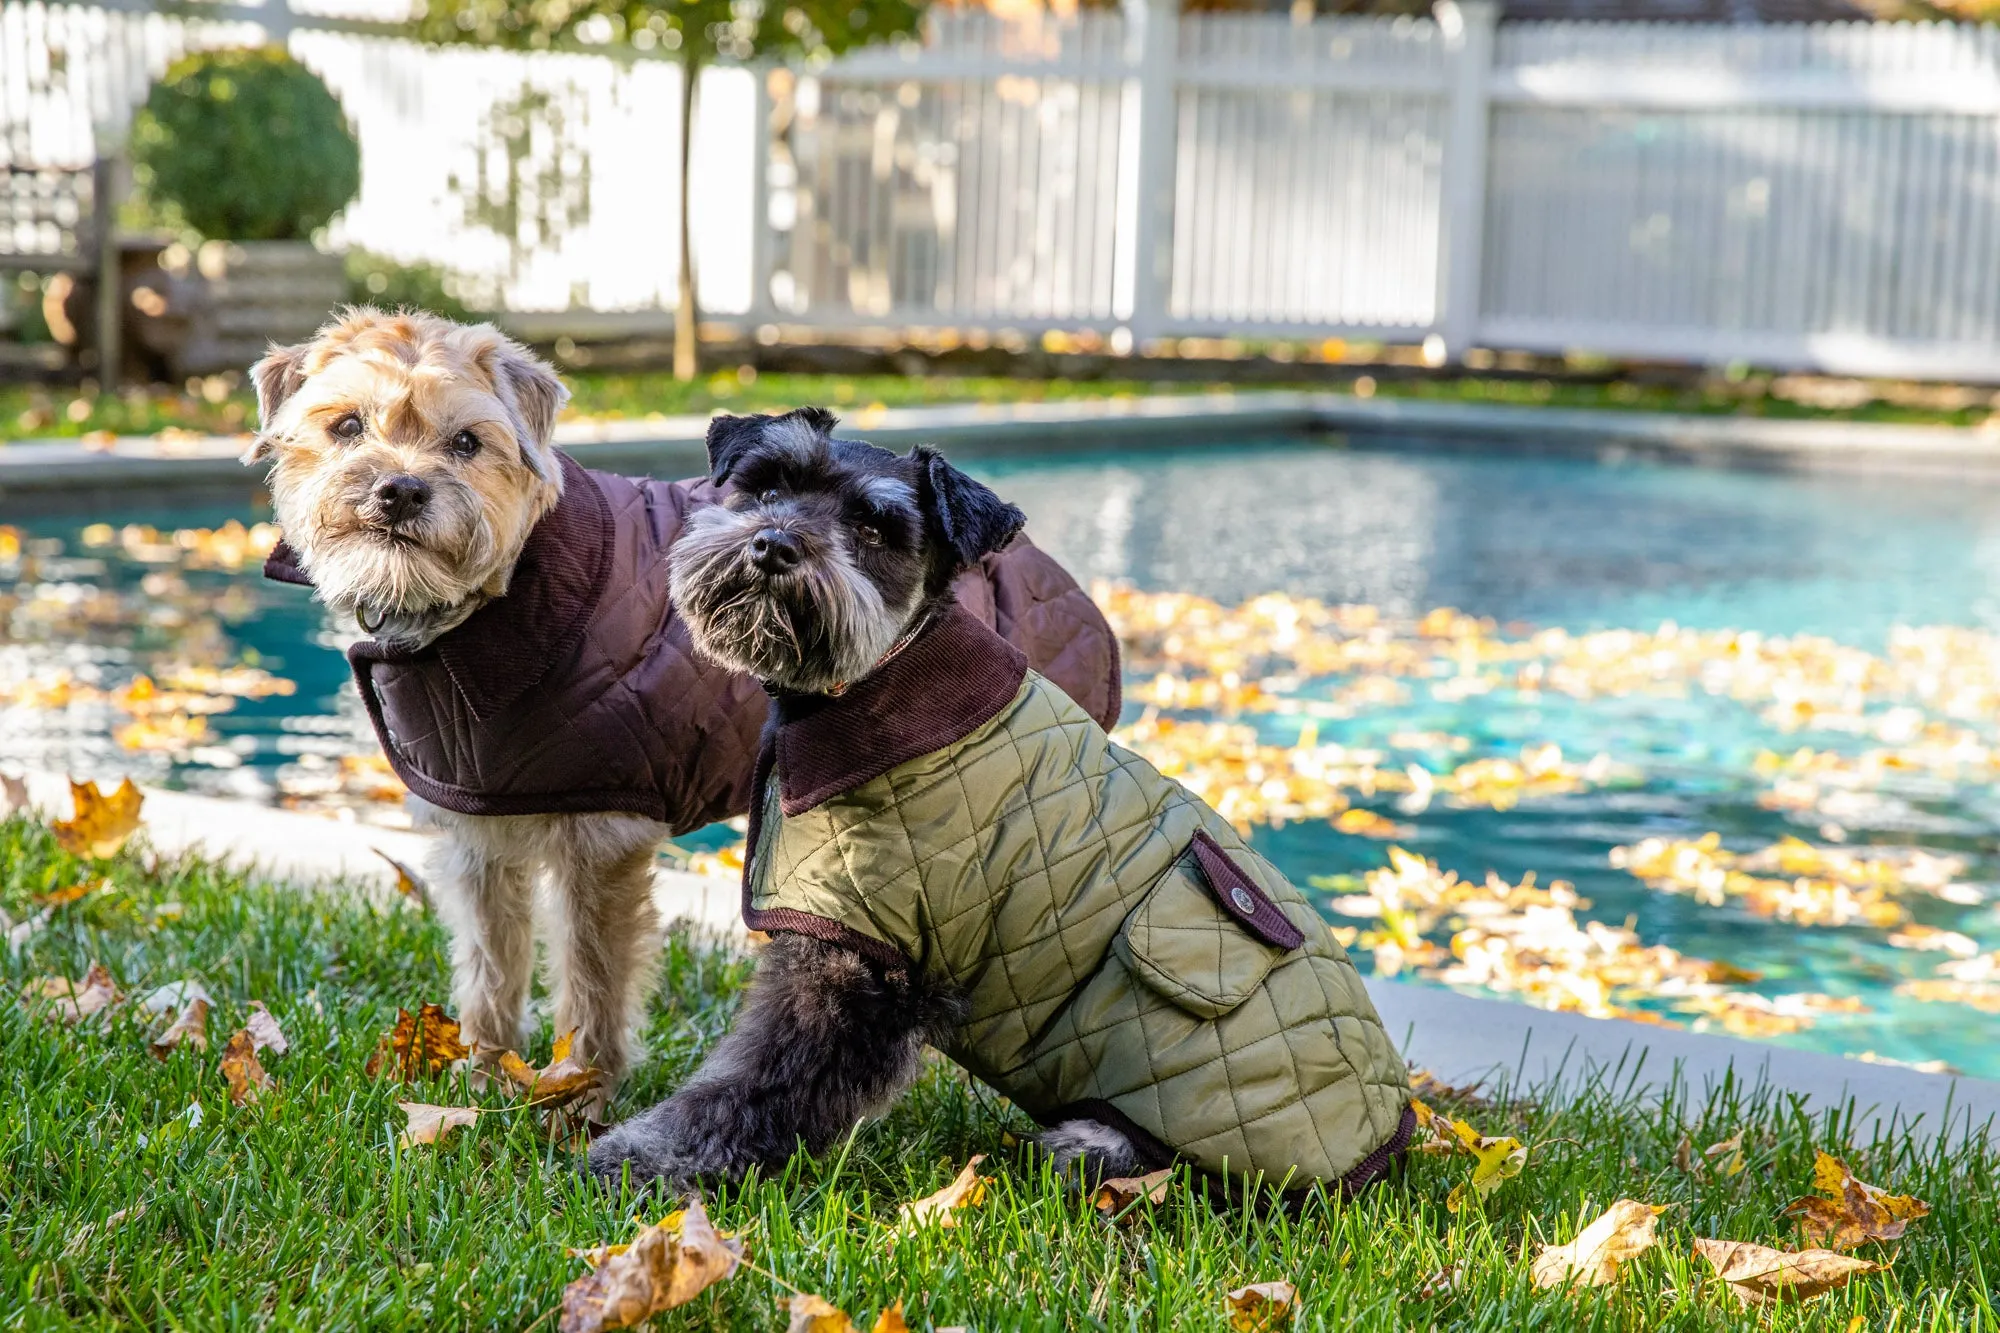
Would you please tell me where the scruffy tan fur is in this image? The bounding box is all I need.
[247,308,668,1081]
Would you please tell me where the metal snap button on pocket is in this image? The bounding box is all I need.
[1229,885,1258,915]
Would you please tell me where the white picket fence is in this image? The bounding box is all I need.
[5,0,2000,377]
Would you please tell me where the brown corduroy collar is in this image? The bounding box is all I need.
[767,602,1029,816]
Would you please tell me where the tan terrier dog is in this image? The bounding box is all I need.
[245,309,664,1083]
[245,308,1125,1089]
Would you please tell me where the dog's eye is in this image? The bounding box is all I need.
[759,488,780,505]
[331,414,364,440]
[855,524,882,547]
[450,430,481,458]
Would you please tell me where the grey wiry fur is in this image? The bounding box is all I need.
[1038,1119,1145,1184]
[588,934,965,1186]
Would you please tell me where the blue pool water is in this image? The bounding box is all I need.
[8,437,2000,1076]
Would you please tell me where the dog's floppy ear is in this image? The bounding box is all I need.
[705,413,765,485]
[243,340,310,465]
[492,339,567,483]
[915,444,1026,574]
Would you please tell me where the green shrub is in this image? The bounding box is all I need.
[131,47,360,243]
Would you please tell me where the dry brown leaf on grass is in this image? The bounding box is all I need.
[1704,1132,1748,1178]
[1093,1168,1174,1220]
[373,849,432,912]
[497,1029,605,1110]
[1409,1069,1492,1109]
[1225,1281,1298,1331]
[397,1101,480,1148]
[780,1294,909,1333]
[244,1001,289,1055]
[50,778,143,860]
[1410,1265,1458,1300]
[23,962,120,1023]
[219,1029,273,1105]
[558,1198,742,1333]
[1530,1200,1666,1289]
[896,1156,992,1229]
[36,879,104,909]
[1785,1150,1930,1250]
[1695,1237,1880,1306]
[150,997,210,1057]
[365,1003,471,1080]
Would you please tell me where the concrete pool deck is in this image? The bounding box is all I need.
[13,767,1997,1149]
[6,390,2000,503]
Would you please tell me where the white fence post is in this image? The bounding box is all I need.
[1123,0,1177,350]
[1432,0,1496,363]
[747,64,775,327]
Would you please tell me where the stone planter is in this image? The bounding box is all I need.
[130,240,346,380]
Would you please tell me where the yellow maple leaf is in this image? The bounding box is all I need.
[1225,1280,1298,1331]
[559,1198,742,1333]
[496,1027,605,1111]
[1442,1116,1527,1211]
[50,778,143,860]
[1783,1151,1930,1250]
[897,1156,991,1229]
[1530,1200,1665,1288]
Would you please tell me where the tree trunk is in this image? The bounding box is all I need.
[674,55,700,383]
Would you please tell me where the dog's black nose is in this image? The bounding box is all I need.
[749,527,801,574]
[374,474,431,526]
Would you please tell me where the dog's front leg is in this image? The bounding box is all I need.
[428,823,537,1056]
[588,933,962,1188]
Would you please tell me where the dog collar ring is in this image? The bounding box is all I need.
[356,605,386,635]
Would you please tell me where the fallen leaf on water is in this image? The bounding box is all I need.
[397,1101,480,1148]
[1225,1280,1298,1331]
[897,1156,991,1228]
[1334,808,1411,839]
[219,1028,272,1105]
[1694,1237,1879,1306]
[366,1003,470,1080]
[558,1197,742,1333]
[1530,1199,1665,1288]
[150,996,210,1058]
[497,1028,604,1111]
[1783,1151,1930,1250]
[1443,1117,1527,1212]
[374,849,432,912]
[245,1001,289,1055]
[1093,1168,1173,1219]
[23,962,120,1023]
[50,778,143,859]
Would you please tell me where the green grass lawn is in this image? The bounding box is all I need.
[5,362,1997,445]
[4,813,1996,1331]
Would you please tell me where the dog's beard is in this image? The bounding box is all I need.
[669,509,912,694]
[272,461,503,626]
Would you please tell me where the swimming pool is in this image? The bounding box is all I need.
[8,436,2000,1077]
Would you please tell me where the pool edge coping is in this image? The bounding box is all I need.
[14,769,1996,1146]
[5,390,2000,497]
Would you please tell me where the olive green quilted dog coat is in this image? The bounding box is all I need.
[744,607,1413,1193]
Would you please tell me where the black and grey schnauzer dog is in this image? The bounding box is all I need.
[588,415,1140,1184]
[586,414,1416,1196]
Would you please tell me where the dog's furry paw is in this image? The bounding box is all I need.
[585,1094,761,1191]
[1036,1118,1144,1186]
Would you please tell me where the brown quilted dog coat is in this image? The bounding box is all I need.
[262,453,1122,831]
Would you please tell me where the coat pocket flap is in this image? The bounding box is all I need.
[1118,834,1301,1019]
